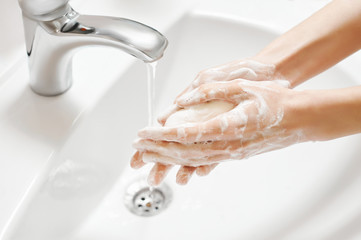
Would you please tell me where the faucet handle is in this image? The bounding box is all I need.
[18,0,70,21]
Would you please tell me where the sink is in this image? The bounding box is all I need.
[3,10,361,240]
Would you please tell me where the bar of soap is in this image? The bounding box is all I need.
[165,101,234,127]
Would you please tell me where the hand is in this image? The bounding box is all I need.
[130,151,218,186]
[131,60,286,186]
[157,59,287,125]
[133,80,305,185]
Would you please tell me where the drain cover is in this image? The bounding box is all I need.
[124,179,172,217]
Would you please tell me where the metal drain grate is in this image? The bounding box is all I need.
[124,179,172,217]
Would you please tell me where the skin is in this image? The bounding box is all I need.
[254,0,361,87]
[131,0,361,186]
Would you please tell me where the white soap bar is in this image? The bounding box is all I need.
[165,100,234,127]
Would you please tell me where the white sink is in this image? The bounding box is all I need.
[2,10,361,240]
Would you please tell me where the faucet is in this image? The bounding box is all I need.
[18,0,168,96]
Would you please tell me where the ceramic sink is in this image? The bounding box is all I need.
[2,8,361,240]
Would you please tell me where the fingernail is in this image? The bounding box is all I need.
[130,160,145,169]
[176,179,188,185]
[130,152,146,169]
[176,172,190,185]
[176,173,191,185]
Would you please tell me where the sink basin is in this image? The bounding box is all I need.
[3,10,361,240]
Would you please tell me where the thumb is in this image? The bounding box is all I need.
[175,87,209,107]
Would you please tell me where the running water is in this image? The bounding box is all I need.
[146,61,158,127]
[146,61,158,193]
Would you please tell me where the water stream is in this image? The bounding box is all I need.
[146,61,158,193]
[146,61,158,127]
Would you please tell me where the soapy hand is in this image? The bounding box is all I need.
[135,60,286,186]
[157,59,287,126]
[132,80,305,185]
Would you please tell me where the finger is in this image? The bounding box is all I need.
[142,151,182,165]
[138,124,199,143]
[134,138,231,160]
[174,85,193,102]
[157,104,181,126]
[148,163,173,186]
[215,60,273,80]
[196,163,218,176]
[172,63,245,106]
[176,166,197,185]
[141,150,231,167]
[138,111,247,143]
[175,67,229,102]
[229,67,257,80]
[176,81,247,107]
[130,151,146,169]
[173,68,226,103]
[192,63,258,86]
[190,69,228,88]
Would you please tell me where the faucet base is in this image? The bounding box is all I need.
[29,83,72,97]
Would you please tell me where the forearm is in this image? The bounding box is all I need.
[290,86,361,141]
[254,0,361,87]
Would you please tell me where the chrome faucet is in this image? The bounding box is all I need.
[18,0,168,96]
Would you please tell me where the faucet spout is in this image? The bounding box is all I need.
[20,5,168,96]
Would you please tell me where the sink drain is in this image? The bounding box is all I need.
[124,178,172,217]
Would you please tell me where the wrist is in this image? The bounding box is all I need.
[252,45,309,88]
[247,56,289,84]
[280,89,312,142]
[284,87,361,142]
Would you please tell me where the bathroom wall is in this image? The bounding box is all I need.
[0,0,24,79]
